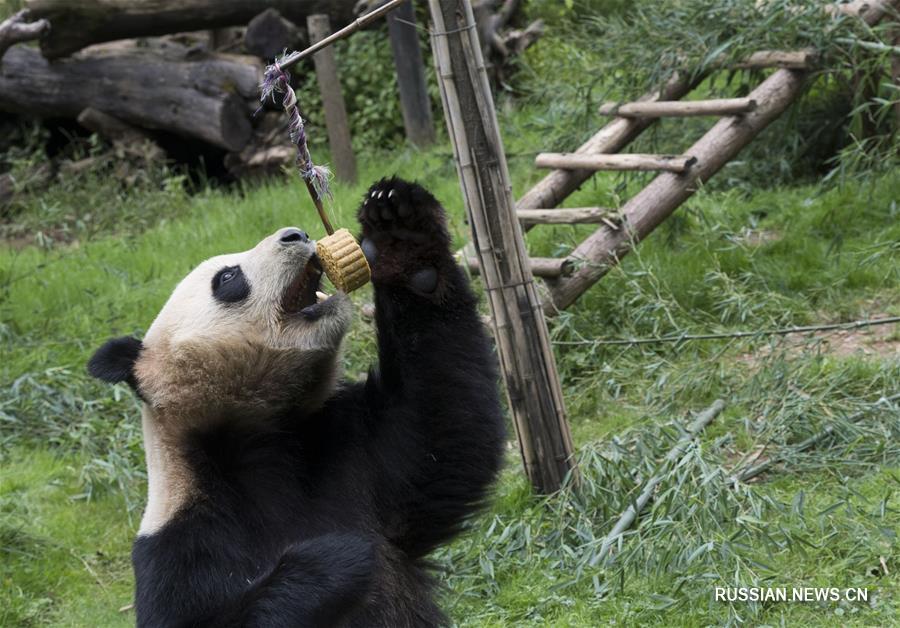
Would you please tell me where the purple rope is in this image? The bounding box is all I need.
[260,56,332,201]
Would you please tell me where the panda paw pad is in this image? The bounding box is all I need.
[358,177,448,243]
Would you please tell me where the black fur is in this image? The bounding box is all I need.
[212,265,251,304]
[111,179,505,627]
[87,335,143,391]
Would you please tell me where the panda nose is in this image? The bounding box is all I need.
[279,229,309,244]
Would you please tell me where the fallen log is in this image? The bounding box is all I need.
[77,108,165,161]
[25,0,359,59]
[0,44,259,151]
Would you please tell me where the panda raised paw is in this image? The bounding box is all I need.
[357,177,451,295]
[358,177,450,246]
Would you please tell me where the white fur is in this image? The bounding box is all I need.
[136,227,353,536]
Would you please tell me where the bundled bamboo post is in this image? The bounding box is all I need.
[428,0,575,493]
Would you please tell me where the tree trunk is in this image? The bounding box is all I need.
[0,44,259,151]
[430,0,575,494]
[25,0,358,59]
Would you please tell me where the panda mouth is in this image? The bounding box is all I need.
[283,255,332,320]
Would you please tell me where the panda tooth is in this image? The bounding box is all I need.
[316,291,329,303]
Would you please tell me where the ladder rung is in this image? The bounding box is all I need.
[734,49,816,69]
[598,97,757,118]
[464,256,572,278]
[516,207,616,225]
[535,152,696,173]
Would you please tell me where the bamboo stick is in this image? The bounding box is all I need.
[734,49,817,69]
[591,400,725,567]
[464,256,573,278]
[598,97,757,118]
[517,207,617,225]
[429,0,575,494]
[535,152,697,173]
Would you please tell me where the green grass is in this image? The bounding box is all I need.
[2,117,899,626]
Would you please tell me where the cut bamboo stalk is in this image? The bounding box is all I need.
[517,207,617,225]
[591,400,725,567]
[429,0,575,494]
[734,49,816,69]
[598,97,757,118]
[464,256,573,278]
[535,152,697,173]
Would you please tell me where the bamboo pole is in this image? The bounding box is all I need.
[517,207,617,225]
[535,152,696,173]
[598,97,757,118]
[734,49,816,69]
[464,256,573,278]
[592,400,725,567]
[429,0,575,493]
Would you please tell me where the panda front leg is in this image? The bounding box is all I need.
[357,177,505,558]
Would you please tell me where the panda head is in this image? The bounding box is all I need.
[88,227,352,422]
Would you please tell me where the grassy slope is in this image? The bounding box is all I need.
[2,127,899,626]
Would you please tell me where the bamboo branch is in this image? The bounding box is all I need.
[553,316,900,347]
[591,400,725,567]
[732,393,900,484]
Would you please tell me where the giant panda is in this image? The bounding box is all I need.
[87,178,505,627]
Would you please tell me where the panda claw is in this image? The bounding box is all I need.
[378,191,385,199]
[388,189,396,199]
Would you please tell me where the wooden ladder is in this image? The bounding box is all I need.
[464,0,895,315]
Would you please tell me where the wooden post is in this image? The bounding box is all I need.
[307,14,357,183]
[387,1,435,147]
[429,0,576,493]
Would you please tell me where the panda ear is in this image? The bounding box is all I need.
[88,336,143,390]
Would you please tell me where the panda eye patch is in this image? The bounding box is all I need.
[212,265,250,304]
